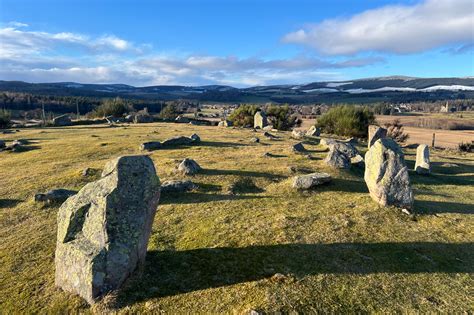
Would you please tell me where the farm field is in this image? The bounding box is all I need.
[299,114,474,149]
[0,122,473,313]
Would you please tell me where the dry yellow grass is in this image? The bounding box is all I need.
[0,122,473,313]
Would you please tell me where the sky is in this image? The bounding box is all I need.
[0,0,473,87]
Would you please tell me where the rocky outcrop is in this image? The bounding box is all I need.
[55,155,160,304]
[415,144,430,175]
[364,138,413,209]
[292,172,332,190]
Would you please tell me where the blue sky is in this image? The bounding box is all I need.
[0,0,473,86]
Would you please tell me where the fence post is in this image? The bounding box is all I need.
[431,133,435,148]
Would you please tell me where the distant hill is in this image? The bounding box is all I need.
[1,76,474,104]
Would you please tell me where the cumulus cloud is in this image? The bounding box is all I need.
[0,24,142,59]
[0,22,383,86]
[283,0,474,55]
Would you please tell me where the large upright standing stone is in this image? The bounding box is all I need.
[364,138,413,209]
[368,125,387,148]
[55,155,160,304]
[415,144,430,174]
[254,111,268,129]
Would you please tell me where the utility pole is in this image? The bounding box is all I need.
[76,100,80,120]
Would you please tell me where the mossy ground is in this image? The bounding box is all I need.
[0,123,473,313]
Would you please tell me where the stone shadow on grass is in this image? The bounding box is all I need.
[414,200,474,215]
[199,141,249,148]
[201,168,286,179]
[116,242,473,307]
[322,178,369,194]
[159,192,270,205]
[0,198,23,208]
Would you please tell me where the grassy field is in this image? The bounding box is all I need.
[0,122,473,313]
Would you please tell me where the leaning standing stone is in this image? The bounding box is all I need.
[368,125,387,148]
[292,142,305,153]
[364,138,413,209]
[415,144,430,174]
[55,155,160,304]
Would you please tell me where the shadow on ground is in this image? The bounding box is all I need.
[199,141,248,148]
[323,178,369,194]
[0,199,23,208]
[159,192,270,205]
[116,242,473,306]
[415,200,474,215]
[201,168,286,179]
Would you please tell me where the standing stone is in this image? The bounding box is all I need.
[218,120,232,127]
[368,125,387,148]
[55,155,160,304]
[53,114,72,126]
[324,147,351,169]
[177,158,201,175]
[190,133,201,143]
[415,144,430,175]
[364,138,413,209]
[306,126,320,137]
[292,142,305,153]
[254,111,268,129]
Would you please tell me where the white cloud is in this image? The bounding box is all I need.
[0,23,382,86]
[7,21,29,28]
[283,0,474,55]
[0,24,140,58]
